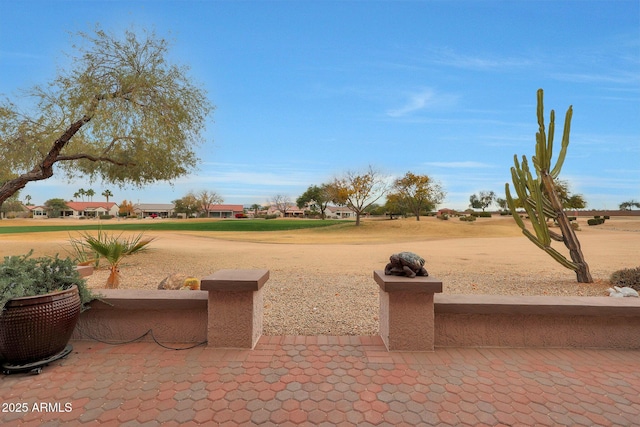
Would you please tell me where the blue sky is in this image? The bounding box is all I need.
[1,0,638,210]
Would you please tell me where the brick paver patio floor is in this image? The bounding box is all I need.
[2,336,639,426]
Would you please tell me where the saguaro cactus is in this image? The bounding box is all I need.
[505,89,593,283]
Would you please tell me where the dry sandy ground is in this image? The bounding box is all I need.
[1,216,639,335]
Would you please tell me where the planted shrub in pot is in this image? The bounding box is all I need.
[0,251,97,368]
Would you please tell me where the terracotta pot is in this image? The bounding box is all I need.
[0,285,81,365]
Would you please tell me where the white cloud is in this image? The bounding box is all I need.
[426,47,533,71]
[386,89,458,118]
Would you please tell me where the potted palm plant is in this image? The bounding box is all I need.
[0,251,97,372]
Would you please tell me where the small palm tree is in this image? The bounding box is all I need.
[82,231,155,288]
[102,189,113,203]
[250,203,262,217]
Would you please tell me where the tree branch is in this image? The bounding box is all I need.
[56,153,135,166]
[0,98,101,205]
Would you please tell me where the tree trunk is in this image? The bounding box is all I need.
[0,112,94,206]
[541,173,593,283]
[105,267,121,289]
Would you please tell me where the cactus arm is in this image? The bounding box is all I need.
[532,178,551,246]
[541,195,557,219]
[505,183,525,229]
[550,106,572,179]
[521,228,578,270]
[547,109,555,165]
[549,230,564,242]
[536,88,548,171]
[509,156,552,245]
[510,157,529,207]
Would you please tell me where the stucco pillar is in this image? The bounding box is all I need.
[374,270,443,351]
[201,269,269,349]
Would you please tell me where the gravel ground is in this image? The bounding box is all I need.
[83,230,627,336]
[4,217,637,336]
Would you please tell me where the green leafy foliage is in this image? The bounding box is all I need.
[44,198,69,218]
[297,184,333,219]
[0,27,213,207]
[620,200,640,210]
[0,251,96,313]
[471,212,492,218]
[172,193,201,218]
[389,172,445,221]
[587,218,606,226]
[469,191,496,211]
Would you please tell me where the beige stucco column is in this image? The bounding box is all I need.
[201,269,269,349]
[374,270,443,351]
[76,265,94,278]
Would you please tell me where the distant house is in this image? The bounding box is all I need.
[26,202,118,218]
[265,204,304,218]
[204,204,244,218]
[1,203,28,219]
[325,206,356,219]
[63,202,119,218]
[27,205,49,218]
[133,203,175,218]
[287,207,306,218]
[263,204,356,219]
[436,208,460,217]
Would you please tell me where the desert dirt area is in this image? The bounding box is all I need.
[1,216,639,335]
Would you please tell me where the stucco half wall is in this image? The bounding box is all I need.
[434,294,640,349]
[72,290,640,350]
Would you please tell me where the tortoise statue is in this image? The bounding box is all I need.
[384,251,428,278]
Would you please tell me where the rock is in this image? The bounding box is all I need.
[182,277,200,290]
[158,274,201,290]
[158,273,188,290]
[607,286,639,298]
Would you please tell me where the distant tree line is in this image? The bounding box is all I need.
[293,166,446,225]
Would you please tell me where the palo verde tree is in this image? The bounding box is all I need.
[505,89,592,283]
[554,180,587,210]
[390,171,445,221]
[330,165,389,226]
[173,192,200,218]
[469,191,496,211]
[620,200,640,210]
[0,27,213,210]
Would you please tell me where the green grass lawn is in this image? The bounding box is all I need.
[0,219,349,234]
